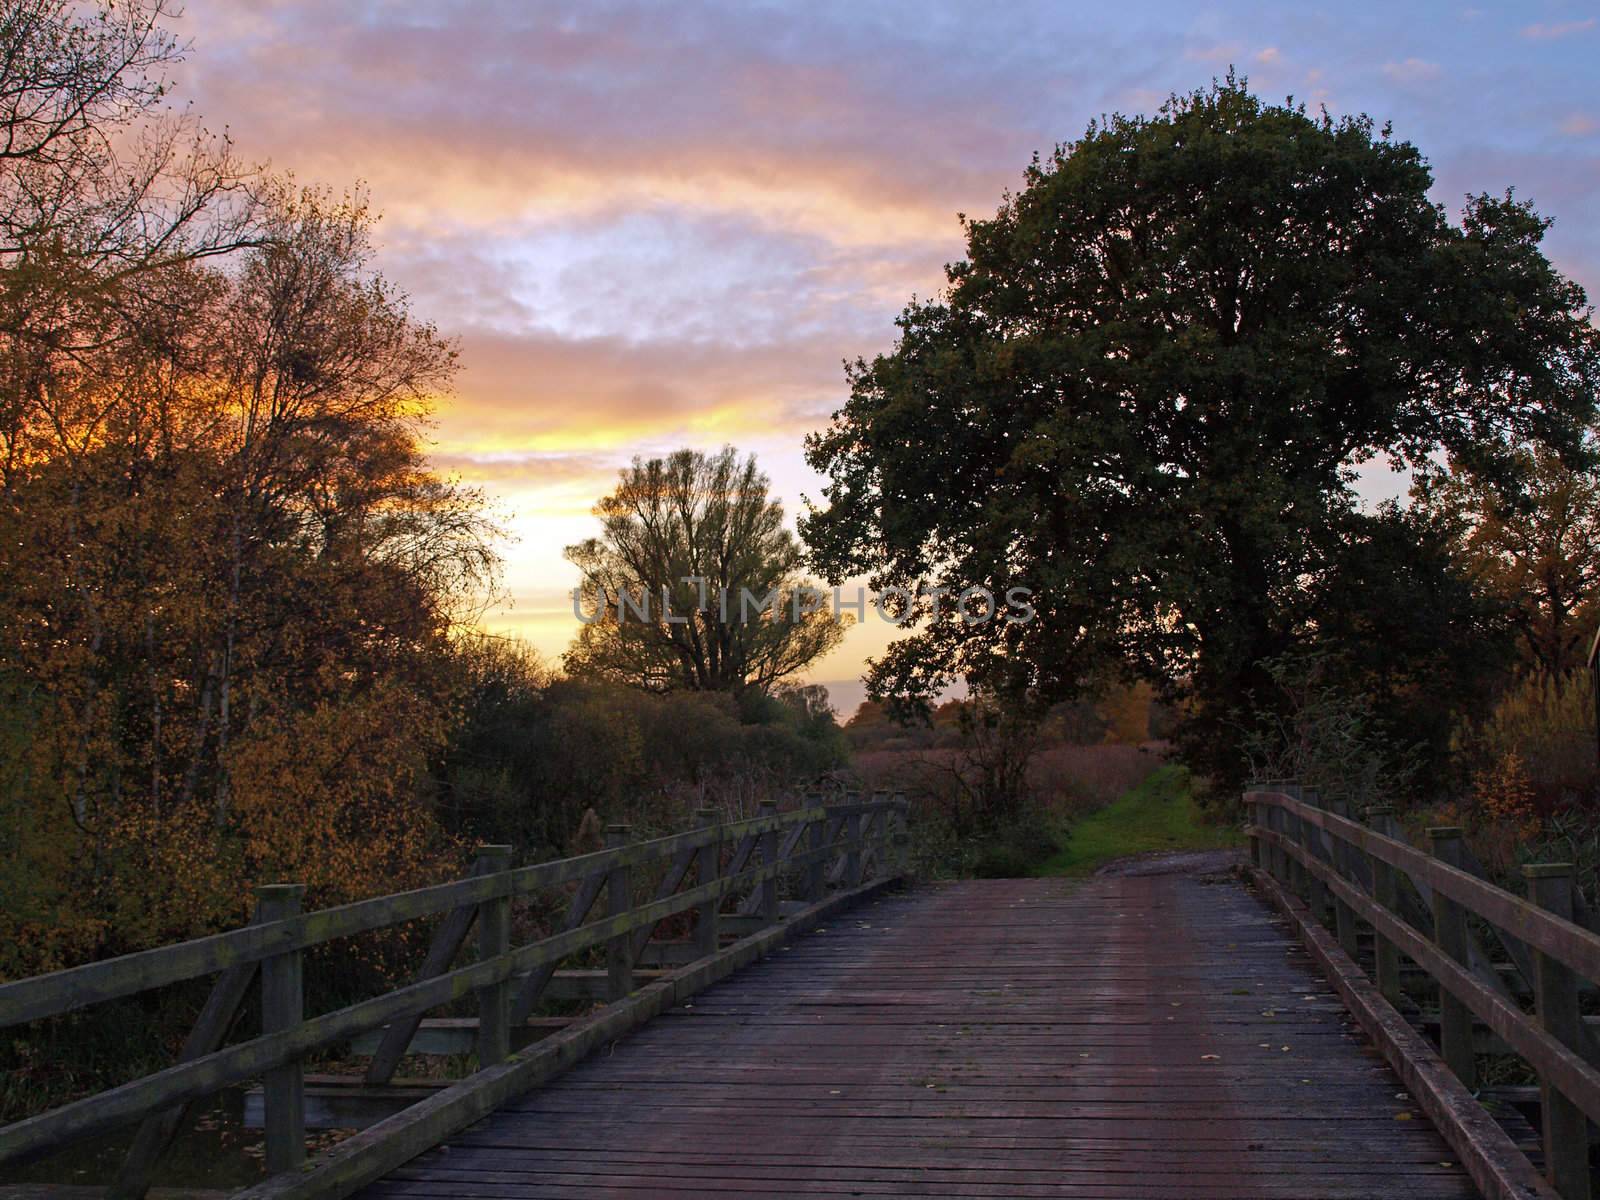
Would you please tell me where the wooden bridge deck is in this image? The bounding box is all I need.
[357,871,1480,1200]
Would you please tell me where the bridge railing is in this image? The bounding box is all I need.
[0,791,907,1199]
[1247,785,1599,1200]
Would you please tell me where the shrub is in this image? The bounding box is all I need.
[1458,672,1597,811]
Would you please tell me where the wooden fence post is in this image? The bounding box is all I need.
[695,807,721,959]
[606,825,633,1003]
[1246,791,1262,870]
[1260,799,1277,882]
[806,796,827,902]
[892,792,908,876]
[255,883,305,1175]
[758,800,780,925]
[1324,795,1359,960]
[1284,785,1308,899]
[475,845,513,1068]
[1267,785,1290,884]
[845,806,863,889]
[1365,805,1403,1008]
[1523,863,1590,1200]
[875,795,892,876]
[1302,790,1331,924]
[1427,827,1475,1089]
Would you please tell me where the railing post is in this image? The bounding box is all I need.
[876,793,889,876]
[1262,798,1281,882]
[606,825,633,1003]
[1302,790,1331,924]
[845,805,864,889]
[892,792,908,876]
[1284,785,1308,899]
[758,799,780,925]
[806,795,827,902]
[1324,795,1359,960]
[475,844,513,1068]
[255,883,306,1175]
[1427,827,1475,1089]
[1246,791,1262,870]
[1266,785,1290,884]
[695,807,721,959]
[1523,863,1590,1200]
[1365,805,1403,1008]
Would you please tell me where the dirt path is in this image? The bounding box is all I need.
[1093,847,1245,877]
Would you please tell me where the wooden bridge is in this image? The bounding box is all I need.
[2,787,1598,1199]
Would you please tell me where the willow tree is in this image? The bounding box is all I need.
[565,448,845,694]
[802,77,1599,786]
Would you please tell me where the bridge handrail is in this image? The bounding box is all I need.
[1252,790,1600,982]
[0,792,909,1197]
[1247,786,1597,1199]
[0,808,812,1027]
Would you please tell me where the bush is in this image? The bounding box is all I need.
[1242,650,1422,811]
[430,658,853,857]
[1459,673,1598,811]
[904,796,1062,880]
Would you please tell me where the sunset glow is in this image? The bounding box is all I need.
[183,1,1600,713]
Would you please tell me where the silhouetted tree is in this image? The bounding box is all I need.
[803,77,1599,788]
[566,447,845,694]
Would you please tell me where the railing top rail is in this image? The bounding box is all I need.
[1246,788,1600,986]
[0,802,852,1029]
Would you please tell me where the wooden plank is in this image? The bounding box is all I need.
[736,819,807,917]
[606,826,633,1003]
[631,843,700,958]
[694,807,720,960]
[1365,805,1406,1008]
[350,1018,570,1058]
[758,801,780,925]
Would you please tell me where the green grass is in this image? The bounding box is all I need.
[1032,763,1242,877]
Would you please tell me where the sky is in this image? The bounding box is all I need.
[179,1,1600,716]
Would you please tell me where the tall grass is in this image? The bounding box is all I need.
[853,742,1167,816]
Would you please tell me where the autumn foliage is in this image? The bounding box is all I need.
[0,6,494,978]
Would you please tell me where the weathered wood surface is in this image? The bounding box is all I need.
[1249,866,1554,1200]
[358,872,1480,1199]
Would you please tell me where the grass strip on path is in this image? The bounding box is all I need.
[1033,763,1242,877]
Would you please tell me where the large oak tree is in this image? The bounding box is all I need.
[802,78,1599,786]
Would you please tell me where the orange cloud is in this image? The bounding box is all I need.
[431,328,860,457]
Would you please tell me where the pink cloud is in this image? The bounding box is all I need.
[1521,17,1597,39]
[1382,58,1442,84]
